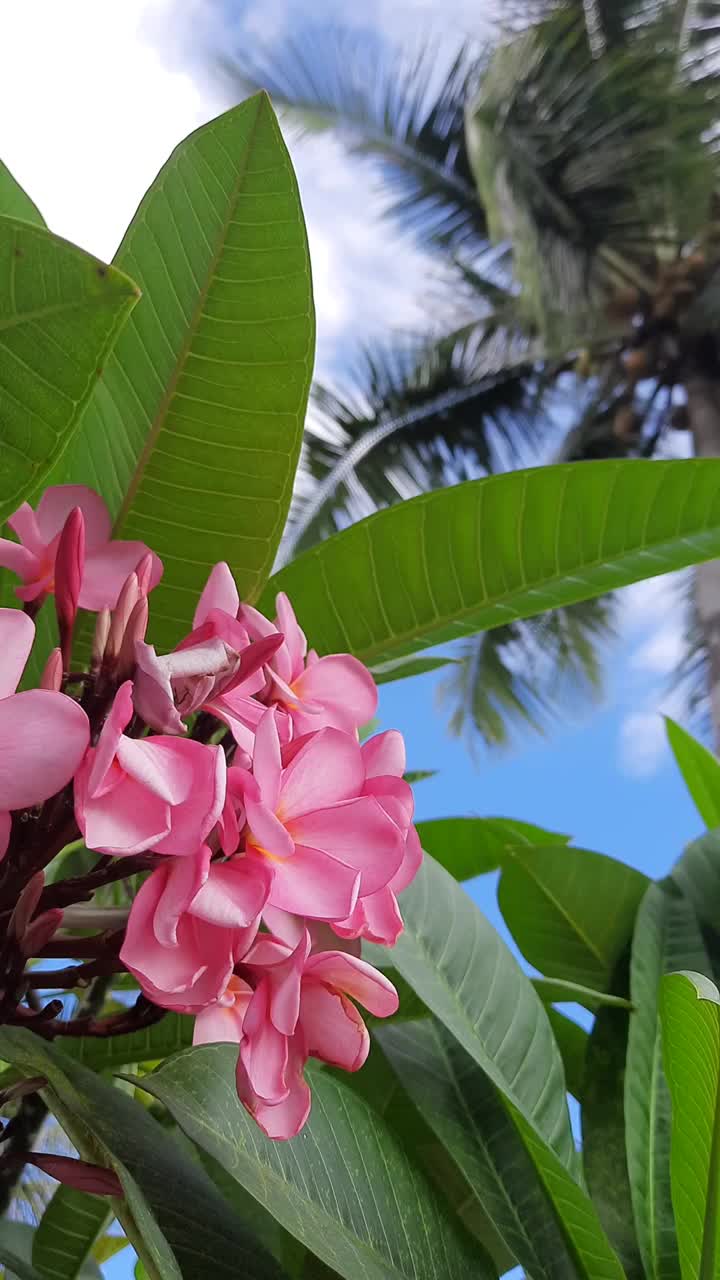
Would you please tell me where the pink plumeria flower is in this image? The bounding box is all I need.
[133,563,281,748]
[74,681,225,856]
[333,731,423,946]
[238,592,378,737]
[0,485,162,609]
[228,709,405,920]
[0,609,89,858]
[120,849,265,1009]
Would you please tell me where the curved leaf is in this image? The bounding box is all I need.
[33,1185,110,1280]
[0,1029,284,1280]
[665,717,720,832]
[416,815,569,881]
[626,886,709,1280]
[532,978,632,1012]
[59,1012,193,1071]
[660,972,720,1280]
[0,161,45,225]
[262,460,720,668]
[498,844,648,989]
[545,1008,588,1102]
[46,93,314,652]
[0,218,138,525]
[134,1045,488,1280]
[670,829,720,927]
[389,852,576,1166]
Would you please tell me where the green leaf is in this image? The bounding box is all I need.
[0,217,138,525]
[134,1045,487,1280]
[197,1151,306,1279]
[403,770,437,785]
[33,1185,109,1280]
[378,1017,584,1279]
[660,972,720,1280]
[371,656,458,684]
[0,161,45,225]
[58,1012,193,1070]
[532,978,632,1012]
[388,852,576,1166]
[498,844,648,989]
[0,1249,45,1280]
[416,815,569,881]
[0,1028,285,1280]
[666,717,720,832]
[545,1008,588,1102]
[47,93,314,653]
[261,460,720,668]
[670,829,720,930]
[627,885,709,1280]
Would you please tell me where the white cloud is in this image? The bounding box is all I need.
[618,711,668,777]
[630,624,684,675]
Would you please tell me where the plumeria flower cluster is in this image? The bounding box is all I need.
[0,485,420,1140]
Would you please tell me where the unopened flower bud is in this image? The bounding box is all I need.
[21,908,63,957]
[39,648,63,692]
[10,871,44,942]
[91,608,111,672]
[54,507,85,669]
[26,1153,122,1198]
[118,595,149,679]
[106,572,139,664]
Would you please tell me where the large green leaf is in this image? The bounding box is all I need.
[0,1221,100,1280]
[0,1029,284,1280]
[0,161,45,225]
[59,1012,193,1071]
[498,844,648,989]
[378,1017,585,1279]
[262,460,720,667]
[627,885,709,1280]
[660,972,720,1280]
[415,815,569,881]
[670,830,720,928]
[665,718,720,832]
[545,1008,589,1102]
[33,1185,110,1280]
[389,852,576,1167]
[134,1045,487,1280]
[0,218,138,525]
[46,93,314,652]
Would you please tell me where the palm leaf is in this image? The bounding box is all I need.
[220,28,488,258]
[437,595,616,749]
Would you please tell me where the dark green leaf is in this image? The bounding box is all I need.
[45,94,314,655]
[545,1008,588,1102]
[33,1185,109,1280]
[416,815,569,881]
[0,1028,285,1280]
[665,717,720,832]
[532,978,632,1011]
[670,829,720,928]
[59,1013,193,1071]
[0,161,45,225]
[626,885,709,1280]
[0,217,137,525]
[402,770,437,785]
[373,657,457,685]
[498,844,648,989]
[262,460,720,668]
[660,971,720,1280]
[134,1045,488,1280]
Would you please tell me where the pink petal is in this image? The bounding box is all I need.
[218,787,241,856]
[293,654,377,729]
[27,1154,121,1198]
[305,952,399,1017]
[240,981,289,1103]
[0,812,10,860]
[278,728,364,821]
[0,539,39,585]
[154,846,211,946]
[0,690,88,810]
[7,502,45,556]
[274,593,306,677]
[207,692,261,756]
[288,797,404,895]
[261,906,305,947]
[391,825,423,893]
[246,796,295,860]
[267,844,360,920]
[35,485,111,548]
[80,773,170,856]
[193,996,248,1046]
[80,544,162,611]
[253,709,282,810]
[152,742,226,857]
[133,642,186,735]
[361,730,406,780]
[117,737,194,804]
[364,776,414,830]
[242,1032,312,1140]
[333,888,404,947]
[300,981,369,1071]
[189,858,271,929]
[262,930,311,1037]
[88,682,133,797]
[194,562,239,628]
[0,609,35,698]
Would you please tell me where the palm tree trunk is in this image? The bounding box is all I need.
[687,375,720,751]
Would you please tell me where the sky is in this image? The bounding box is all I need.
[0,0,709,1275]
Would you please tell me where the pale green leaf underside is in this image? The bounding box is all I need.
[33,1185,110,1280]
[47,93,314,651]
[0,160,45,226]
[660,972,720,1280]
[264,459,720,667]
[390,853,577,1168]
[0,218,138,525]
[136,1044,485,1280]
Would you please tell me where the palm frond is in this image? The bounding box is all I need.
[437,596,616,750]
[279,327,545,563]
[220,27,488,257]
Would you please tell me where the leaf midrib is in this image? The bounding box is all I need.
[505,850,608,973]
[112,93,268,534]
[0,294,135,334]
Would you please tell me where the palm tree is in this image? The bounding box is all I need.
[218,0,720,748]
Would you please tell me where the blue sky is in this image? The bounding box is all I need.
[0,1,708,1275]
